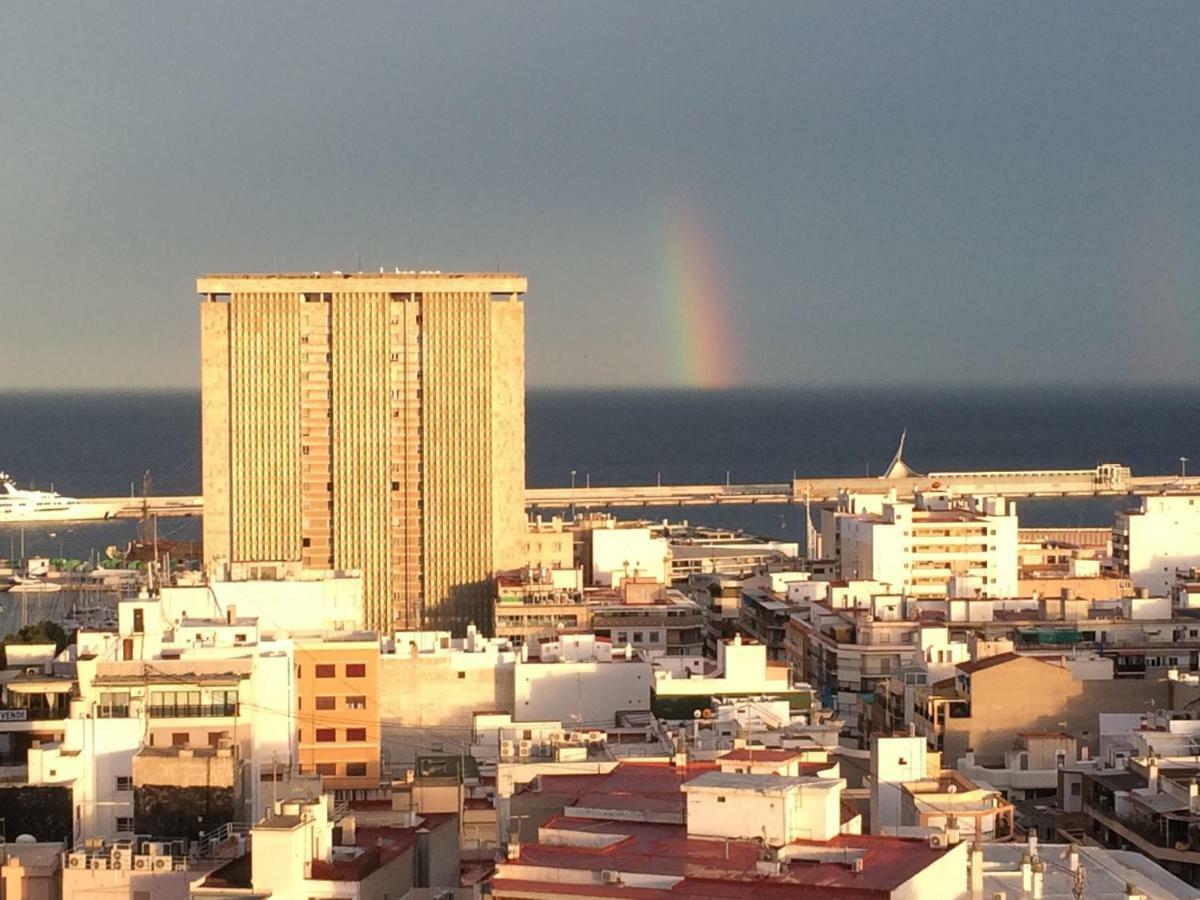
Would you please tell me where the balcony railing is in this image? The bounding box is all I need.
[148,703,239,719]
[0,704,70,722]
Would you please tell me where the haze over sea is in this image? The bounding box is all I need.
[2,388,1199,560]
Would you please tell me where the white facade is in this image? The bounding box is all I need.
[1115,495,1200,596]
[836,493,1019,599]
[869,735,929,834]
[683,771,844,844]
[161,572,363,636]
[590,526,670,587]
[513,654,650,724]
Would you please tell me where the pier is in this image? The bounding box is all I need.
[19,462,1200,523]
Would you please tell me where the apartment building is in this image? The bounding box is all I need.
[294,633,381,796]
[1115,494,1200,596]
[831,491,1019,599]
[199,271,527,634]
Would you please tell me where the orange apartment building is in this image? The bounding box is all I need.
[295,634,382,797]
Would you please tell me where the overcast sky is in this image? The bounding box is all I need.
[3,2,1198,390]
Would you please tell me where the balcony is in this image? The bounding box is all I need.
[148,703,239,719]
[0,699,70,722]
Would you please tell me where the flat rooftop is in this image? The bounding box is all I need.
[198,272,527,294]
[497,816,954,896]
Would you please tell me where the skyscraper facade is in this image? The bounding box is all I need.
[198,272,526,634]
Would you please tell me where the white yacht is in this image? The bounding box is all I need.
[0,471,114,523]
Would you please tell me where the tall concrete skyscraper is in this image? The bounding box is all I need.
[198,272,526,634]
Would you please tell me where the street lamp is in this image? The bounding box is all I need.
[570,470,577,490]
[1181,457,1190,479]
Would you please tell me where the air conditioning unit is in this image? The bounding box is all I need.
[601,869,621,884]
[88,857,108,870]
[549,730,566,743]
[588,731,605,743]
[66,852,87,869]
[928,834,947,849]
[133,855,152,870]
[111,848,133,869]
[145,842,170,856]
[518,740,532,758]
[152,856,172,871]
[500,740,515,758]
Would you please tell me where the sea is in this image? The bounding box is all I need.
[2,386,1199,564]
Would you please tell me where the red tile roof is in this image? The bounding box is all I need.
[955,652,1042,674]
[539,761,719,818]
[718,749,802,763]
[498,817,950,897]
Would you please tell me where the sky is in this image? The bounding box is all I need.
[2,1,1199,391]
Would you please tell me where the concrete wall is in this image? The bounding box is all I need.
[63,866,194,900]
[943,658,1168,766]
[590,528,670,587]
[513,660,650,724]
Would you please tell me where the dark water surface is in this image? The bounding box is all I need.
[2,387,1198,557]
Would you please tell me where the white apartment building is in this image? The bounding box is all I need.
[590,524,670,587]
[1115,494,1200,596]
[834,491,1019,599]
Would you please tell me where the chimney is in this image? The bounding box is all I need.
[1027,832,1037,858]
[969,841,984,898]
[1067,842,1079,873]
[340,814,356,845]
[1031,859,1046,899]
[1147,758,1159,790]
[414,828,431,888]
[1019,855,1032,893]
[1190,778,1199,813]
[1125,884,1143,900]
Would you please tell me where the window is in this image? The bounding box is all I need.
[116,816,134,833]
[346,728,367,742]
[345,663,366,678]
[633,632,643,643]
[115,776,133,792]
[316,664,336,678]
[316,762,337,776]
[717,796,726,803]
[315,696,336,710]
[345,696,367,710]
[171,733,189,747]
[346,762,367,777]
[1070,781,1081,796]
[133,608,144,634]
[457,672,466,680]
[316,729,336,742]
[99,691,130,718]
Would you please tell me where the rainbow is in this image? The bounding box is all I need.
[660,206,739,389]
